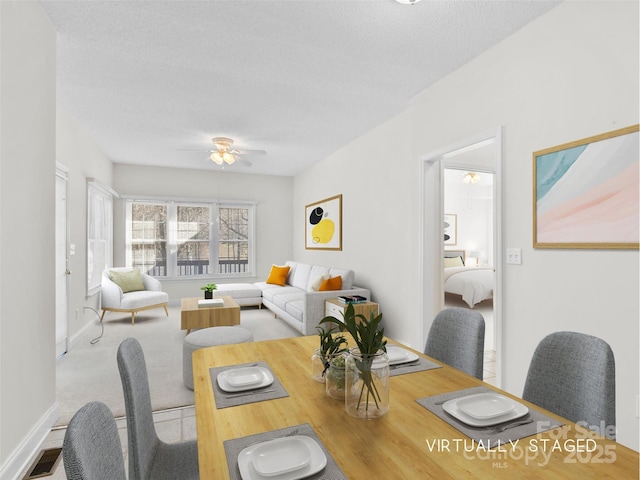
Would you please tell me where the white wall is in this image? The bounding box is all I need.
[56,109,114,344]
[293,1,639,449]
[293,106,417,336]
[113,165,293,299]
[0,1,57,476]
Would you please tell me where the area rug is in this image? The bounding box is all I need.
[55,305,301,426]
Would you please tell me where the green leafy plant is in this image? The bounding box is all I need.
[326,355,347,397]
[200,283,218,293]
[316,326,348,377]
[320,303,387,412]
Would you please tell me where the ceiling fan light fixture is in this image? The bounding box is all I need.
[210,152,224,165]
[223,152,235,164]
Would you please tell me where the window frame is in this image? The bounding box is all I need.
[123,196,256,280]
[87,179,117,296]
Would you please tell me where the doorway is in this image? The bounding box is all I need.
[443,166,495,382]
[55,165,69,359]
[421,128,502,386]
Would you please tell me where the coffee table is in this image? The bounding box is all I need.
[181,296,240,333]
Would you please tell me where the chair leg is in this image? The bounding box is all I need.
[101,310,107,321]
[163,305,169,316]
[131,312,135,326]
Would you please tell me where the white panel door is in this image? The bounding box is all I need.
[56,167,69,359]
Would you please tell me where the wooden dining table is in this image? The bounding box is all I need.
[192,335,639,479]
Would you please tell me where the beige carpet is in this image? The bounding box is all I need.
[55,305,301,426]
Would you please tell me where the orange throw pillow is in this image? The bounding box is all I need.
[266,265,290,286]
[319,276,342,291]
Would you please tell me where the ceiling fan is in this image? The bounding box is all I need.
[205,137,266,166]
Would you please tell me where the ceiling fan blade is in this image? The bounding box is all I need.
[237,156,253,167]
[234,148,267,155]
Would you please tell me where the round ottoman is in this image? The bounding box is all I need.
[183,326,254,390]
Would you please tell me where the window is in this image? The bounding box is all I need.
[219,207,250,274]
[87,180,116,295]
[130,203,167,275]
[177,205,210,276]
[125,199,255,278]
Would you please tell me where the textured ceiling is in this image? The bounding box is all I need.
[40,0,559,176]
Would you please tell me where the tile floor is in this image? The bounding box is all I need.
[21,406,198,480]
[484,349,497,385]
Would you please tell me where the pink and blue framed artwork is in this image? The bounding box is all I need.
[533,124,639,249]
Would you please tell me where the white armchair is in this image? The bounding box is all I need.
[101,268,169,325]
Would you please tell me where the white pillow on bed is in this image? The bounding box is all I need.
[444,256,464,268]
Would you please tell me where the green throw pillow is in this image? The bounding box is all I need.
[109,269,145,293]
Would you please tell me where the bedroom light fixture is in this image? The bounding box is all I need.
[395,0,422,4]
[463,172,480,184]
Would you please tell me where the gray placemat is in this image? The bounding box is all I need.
[224,423,347,480]
[417,386,564,449]
[210,361,289,409]
[389,357,442,376]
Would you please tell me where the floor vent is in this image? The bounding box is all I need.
[23,448,62,479]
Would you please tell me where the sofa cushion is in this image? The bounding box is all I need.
[289,262,312,290]
[272,292,305,311]
[285,261,298,280]
[285,300,304,322]
[214,283,262,299]
[329,267,354,290]
[306,266,331,291]
[120,290,168,310]
[109,269,145,293]
[266,265,291,286]
[310,274,330,291]
[319,276,342,291]
[256,283,300,303]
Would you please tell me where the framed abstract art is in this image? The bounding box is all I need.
[443,214,457,246]
[533,124,639,249]
[305,194,342,250]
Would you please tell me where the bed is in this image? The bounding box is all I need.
[444,250,494,308]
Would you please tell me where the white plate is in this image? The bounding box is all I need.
[443,394,528,427]
[456,393,515,419]
[252,437,311,477]
[217,366,274,392]
[226,367,265,387]
[238,435,327,480]
[386,345,419,365]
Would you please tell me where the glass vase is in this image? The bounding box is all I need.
[325,355,347,400]
[311,348,326,383]
[311,349,343,383]
[345,348,389,419]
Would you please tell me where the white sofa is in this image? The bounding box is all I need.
[254,261,370,335]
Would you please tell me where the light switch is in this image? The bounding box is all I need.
[506,248,522,265]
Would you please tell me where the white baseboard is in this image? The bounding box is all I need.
[0,403,59,480]
[67,313,100,351]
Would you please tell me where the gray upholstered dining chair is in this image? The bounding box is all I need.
[117,338,199,480]
[62,401,127,480]
[424,307,485,379]
[522,331,616,440]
